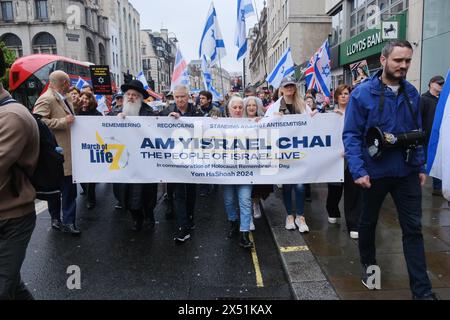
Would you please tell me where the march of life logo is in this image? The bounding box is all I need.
[81,132,130,170]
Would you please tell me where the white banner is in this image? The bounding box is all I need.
[71,114,344,184]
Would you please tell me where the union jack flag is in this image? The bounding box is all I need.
[170,48,190,91]
[304,40,331,97]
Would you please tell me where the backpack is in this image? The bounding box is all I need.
[0,97,65,199]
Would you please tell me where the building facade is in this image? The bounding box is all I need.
[266,0,331,82]
[210,65,231,97]
[421,0,450,92]
[248,6,268,90]
[188,59,231,98]
[102,0,141,84]
[141,29,177,93]
[0,0,109,64]
[188,59,203,92]
[243,27,255,88]
[325,0,448,92]
[0,0,140,87]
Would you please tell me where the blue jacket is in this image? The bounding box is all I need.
[343,72,426,180]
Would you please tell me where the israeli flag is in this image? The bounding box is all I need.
[201,55,222,101]
[427,70,450,201]
[266,48,296,88]
[136,71,150,90]
[75,77,90,90]
[235,0,255,61]
[95,95,108,115]
[199,2,226,67]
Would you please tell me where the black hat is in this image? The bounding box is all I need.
[429,75,445,86]
[0,49,5,78]
[121,80,150,99]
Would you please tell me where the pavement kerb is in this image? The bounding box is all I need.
[261,194,340,300]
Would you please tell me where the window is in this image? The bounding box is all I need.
[98,16,103,34]
[35,0,48,20]
[86,37,95,63]
[32,32,56,54]
[85,8,91,26]
[0,33,22,57]
[349,0,409,35]
[331,8,343,46]
[1,1,13,22]
[99,43,106,64]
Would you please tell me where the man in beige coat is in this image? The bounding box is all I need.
[34,71,80,234]
[0,50,39,299]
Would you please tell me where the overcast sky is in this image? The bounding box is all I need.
[129,0,266,73]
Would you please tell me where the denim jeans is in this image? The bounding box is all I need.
[223,185,252,232]
[172,184,196,229]
[359,173,432,298]
[282,184,305,216]
[47,176,77,225]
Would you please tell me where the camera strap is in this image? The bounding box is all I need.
[378,80,420,130]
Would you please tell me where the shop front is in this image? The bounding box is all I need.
[338,13,407,86]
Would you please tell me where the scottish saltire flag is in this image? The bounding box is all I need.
[170,48,190,91]
[201,55,222,101]
[266,48,295,88]
[427,70,450,201]
[235,0,255,61]
[305,40,332,97]
[199,2,226,66]
[136,71,150,90]
[75,77,90,90]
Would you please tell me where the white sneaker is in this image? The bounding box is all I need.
[295,216,309,233]
[250,217,255,231]
[328,217,338,224]
[350,231,359,239]
[285,215,296,230]
[253,203,262,219]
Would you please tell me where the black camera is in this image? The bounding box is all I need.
[366,127,427,160]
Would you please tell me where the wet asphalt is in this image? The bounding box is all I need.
[22,184,292,300]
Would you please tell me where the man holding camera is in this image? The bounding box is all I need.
[343,40,436,300]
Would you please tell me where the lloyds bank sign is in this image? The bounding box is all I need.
[339,15,406,66]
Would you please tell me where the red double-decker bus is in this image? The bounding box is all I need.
[9,54,115,110]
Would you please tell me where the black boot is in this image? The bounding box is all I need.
[144,209,155,230]
[227,220,239,238]
[239,232,253,248]
[165,201,174,220]
[132,219,143,232]
[130,210,144,232]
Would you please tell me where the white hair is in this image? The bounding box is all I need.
[243,96,265,117]
[173,85,189,95]
[123,96,142,116]
[226,96,244,117]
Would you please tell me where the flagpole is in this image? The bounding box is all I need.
[217,51,225,99]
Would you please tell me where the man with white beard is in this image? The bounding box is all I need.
[117,80,157,231]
